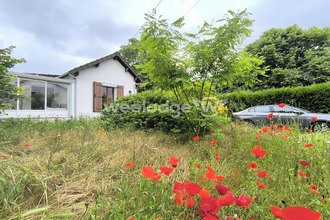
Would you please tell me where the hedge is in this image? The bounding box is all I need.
[221,82,330,113]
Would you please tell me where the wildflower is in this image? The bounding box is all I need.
[251,146,267,159]
[256,182,267,188]
[236,194,253,208]
[173,182,185,194]
[248,162,258,170]
[168,157,181,168]
[290,152,296,155]
[234,169,238,175]
[184,182,202,197]
[160,167,174,176]
[298,171,307,179]
[8,122,12,124]
[270,205,321,220]
[238,121,242,125]
[215,156,221,161]
[216,176,225,182]
[234,178,237,182]
[141,166,161,182]
[125,162,134,168]
[24,144,30,147]
[194,136,199,141]
[214,150,219,153]
[281,135,288,139]
[204,166,217,182]
[278,103,286,108]
[310,185,320,194]
[173,191,183,205]
[267,113,273,120]
[196,164,201,168]
[215,184,231,195]
[311,117,318,121]
[184,198,196,207]
[199,189,210,198]
[219,191,236,206]
[256,170,267,178]
[100,130,106,134]
[269,175,273,180]
[304,143,314,148]
[300,161,311,166]
[321,196,328,204]
[200,197,221,214]
[210,140,217,145]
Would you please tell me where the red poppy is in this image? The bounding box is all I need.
[100,130,106,134]
[184,182,202,197]
[194,136,199,141]
[267,113,273,120]
[160,167,174,176]
[168,157,181,168]
[173,182,185,194]
[196,164,201,168]
[234,169,238,175]
[248,162,258,170]
[298,171,307,179]
[300,161,311,166]
[304,143,314,148]
[277,103,286,108]
[200,197,221,214]
[24,144,30,147]
[218,191,236,206]
[270,206,321,220]
[256,170,267,178]
[204,166,217,182]
[311,117,318,121]
[199,189,210,198]
[141,166,161,182]
[199,208,220,220]
[215,184,231,195]
[235,194,253,208]
[234,178,237,182]
[237,121,242,125]
[216,176,225,182]
[269,175,273,180]
[210,140,217,145]
[184,198,196,207]
[8,122,12,124]
[125,162,134,168]
[215,156,221,161]
[252,146,267,159]
[281,135,289,139]
[129,218,136,220]
[310,185,320,194]
[214,150,219,153]
[173,191,183,206]
[256,182,267,188]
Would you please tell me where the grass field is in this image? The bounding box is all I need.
[0,118,329,219]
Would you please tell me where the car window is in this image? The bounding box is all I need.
[254,106,270,113]
[248,108,255,112]
[273,106,295,113]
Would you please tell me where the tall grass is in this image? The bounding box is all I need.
[0,118,329,219]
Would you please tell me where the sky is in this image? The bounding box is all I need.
[0,0,329,75]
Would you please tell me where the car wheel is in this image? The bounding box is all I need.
[312,122,330,132]
[245,120,255,126]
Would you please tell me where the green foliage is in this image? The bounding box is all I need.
[244,25,330,90]
[0,46,25,111]
[223,81,330,113]
[133,9,264,134]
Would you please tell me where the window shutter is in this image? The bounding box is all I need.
[117,85,124,99]
[93,82,102,112]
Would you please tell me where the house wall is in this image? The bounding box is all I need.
[75,58,137,117]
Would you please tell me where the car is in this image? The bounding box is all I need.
[232,105,330,131]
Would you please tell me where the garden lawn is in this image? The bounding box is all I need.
[0,118,329,219]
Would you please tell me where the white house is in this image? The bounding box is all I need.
[1,52,143,118]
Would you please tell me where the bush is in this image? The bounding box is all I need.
[100,90,192,134]
[222,82,330,113]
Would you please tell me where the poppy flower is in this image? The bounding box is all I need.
[173,191,183,205]
[310,185,320,194]
[234,178,237,182]
[184,182,202,197]
[252,146,267,159]
[219,192,236,206]
[141,166,161,182]
[238,121,242,125]
[129,218,136,220]
[270,206,321,220]
[214,150,219,153]
[216,176,225,182]
[298,171,307,179]
[304,143,314,148]
[160,167,174,176]
[300,161,311,166]
[278,103,286,108]
[200,197,221,214]
[199,208,220,220]
[248,162,258,170]
[24,144,30,147]
[267,113,273,120]
[100,130,106,134]
[196,164,201,168]
[281,135,289,139]
[215,156,221,161]
[125,162,134,168]
[256,182,267,188]
[8,122,12,124]
[184,198,196,207]
[311,117,318,121]
[168,157,181,168]
[215,184,231,195]
[173,182,185,194]
[210,140,217,145]
[235,194,253,208]
[204,166,217,182]
[199,189,210,198]
[234,169,238,175]
[269,175,273,180]
[194,136,200,141]
[256,170,267,178]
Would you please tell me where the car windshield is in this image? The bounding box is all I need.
[294,107,311,113]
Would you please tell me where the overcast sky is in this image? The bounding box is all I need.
[1,0,329,75]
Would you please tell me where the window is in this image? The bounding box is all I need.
[254,106,270,113]
[3,78,18,110]
[102,87,114,109]
[93,82,124,112]
[47,82,68,109]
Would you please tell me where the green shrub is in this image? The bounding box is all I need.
[222,82,330,113]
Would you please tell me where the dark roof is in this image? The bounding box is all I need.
[59,52,143,83]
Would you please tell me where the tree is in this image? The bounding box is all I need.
[0,46,25,112]
[135,10,264,134]
[245,25,330,90]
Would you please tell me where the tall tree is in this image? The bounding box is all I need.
[0,46,25,112]
[245,25,330,90]
[135,10,264,133]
